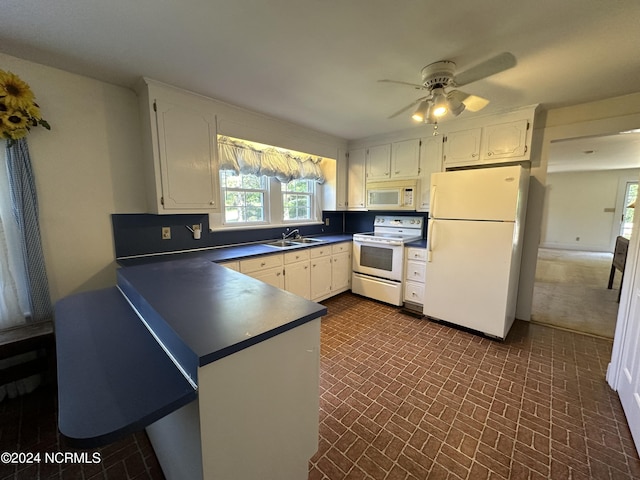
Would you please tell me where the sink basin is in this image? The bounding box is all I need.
[292,238,324,244]
[264,240,298,248]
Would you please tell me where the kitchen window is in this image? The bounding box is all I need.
[220,171,268,224]
[215,136,326,229]
[282,179,314,222]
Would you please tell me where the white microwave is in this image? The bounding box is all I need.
[366,180,418,210]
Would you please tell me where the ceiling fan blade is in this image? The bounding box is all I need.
[378,79,426,90]
[453,52,516,87]
[387,97,428,119]
[447,90,490,112]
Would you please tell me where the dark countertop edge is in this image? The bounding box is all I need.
[198,306,327,366]
[62,390,197,450]
[117,258,328,368]
[116,234,354,267]
[55,288,197,449]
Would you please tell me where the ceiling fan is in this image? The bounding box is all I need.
[379,52,517,124]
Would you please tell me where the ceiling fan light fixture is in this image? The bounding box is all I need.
[431,88,448,117]
[411,100,429,122]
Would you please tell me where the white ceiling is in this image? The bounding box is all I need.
[1,0,640,144]
[548,131,640,174]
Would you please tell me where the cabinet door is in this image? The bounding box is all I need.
[331,252,351,293]
[250,267,285,290]
[310,256,332,300]
[481,119,529,161]
[336,148,348,210]
[418,136,443,211]
[285,261,311,300]
[347,148,366,210]
[366,144,391,181]
[442,128,481,166]
[391,139,420,179]
[155,100,220,211]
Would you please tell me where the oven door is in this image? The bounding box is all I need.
[352,239,404,281]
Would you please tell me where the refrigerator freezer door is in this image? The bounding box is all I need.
[430,165,526,222]
[424,219,519,338]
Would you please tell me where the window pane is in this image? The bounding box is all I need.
[220,172,267,224]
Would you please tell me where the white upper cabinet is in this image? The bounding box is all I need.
[481,119,529,161]
[365,144,392,181]
[442,128,481,166]
[417,135,443,211]
[155,101,220,211]
[137,78,220,214]
[364,140,420,182]
[391,139,421,179]
[347,148,366,210]
[442,106,536,168]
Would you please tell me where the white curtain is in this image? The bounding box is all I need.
[0,146,39,402]
[0,147,29,329]
[218,136,325,183]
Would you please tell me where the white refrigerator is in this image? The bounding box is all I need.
[424,165,529,339]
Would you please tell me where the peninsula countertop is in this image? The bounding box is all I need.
[55,254,327,448]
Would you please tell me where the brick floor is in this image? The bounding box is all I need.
[310,293,640,480]
[0,292,639,479]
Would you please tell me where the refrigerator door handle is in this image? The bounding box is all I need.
[430,185,437,219]
[427,219,435,262]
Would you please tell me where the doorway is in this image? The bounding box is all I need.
[531,132,640,338]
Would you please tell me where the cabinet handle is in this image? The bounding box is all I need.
[261,262,266,267]
[472,153,477,157]
[304,266,308,269]
[487,152,492,156]
[210,201,216,205]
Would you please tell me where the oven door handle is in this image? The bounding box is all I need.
[352,272,401,286]
[354,239,402,247]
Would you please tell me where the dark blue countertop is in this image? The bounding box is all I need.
[405,238,427,248]
[117,257,327,379]
[55,288,197,449]
[116,234,353,267]
[56,244,329,449]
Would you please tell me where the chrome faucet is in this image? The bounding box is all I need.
[282,229,300,240]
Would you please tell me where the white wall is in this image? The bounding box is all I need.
[540,169,640,251]
[1,52,349,304]
[0,52,148,302]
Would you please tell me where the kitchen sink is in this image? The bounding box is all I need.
[292,237,324,244]
[264,240,298,248]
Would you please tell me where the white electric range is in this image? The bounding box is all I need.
[352,216,424,306]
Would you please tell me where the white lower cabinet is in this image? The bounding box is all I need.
[231,242,351,302]
[404,247,427,312]
[330,243,351,294]
[310,247,332,301]
[309,242,352,302]
[240,254,284,289]
[284,250,311,300]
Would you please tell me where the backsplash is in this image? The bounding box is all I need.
[111,210,428,258]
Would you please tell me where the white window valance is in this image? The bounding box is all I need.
[218,136,325,183]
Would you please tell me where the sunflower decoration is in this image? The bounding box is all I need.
[0,70,50,146]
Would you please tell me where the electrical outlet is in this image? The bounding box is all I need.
[325,218,330,226]
[162,227,171,240]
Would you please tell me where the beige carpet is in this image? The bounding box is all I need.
[531,248,620,338]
